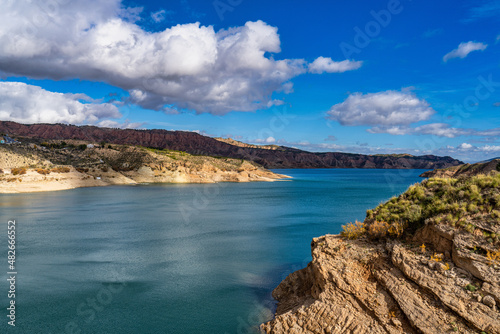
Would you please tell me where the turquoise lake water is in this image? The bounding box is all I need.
[0,169,426,333]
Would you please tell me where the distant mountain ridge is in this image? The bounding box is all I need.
[0,121,463,169]
[420,159,500,178]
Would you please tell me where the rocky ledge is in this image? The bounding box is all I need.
[262,171,500,334]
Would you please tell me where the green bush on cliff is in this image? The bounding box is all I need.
[365,172,500,240]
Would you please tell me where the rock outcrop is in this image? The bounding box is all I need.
[262,173,500,334]
[0,121,463,169]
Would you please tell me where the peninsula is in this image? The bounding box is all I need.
[262,162,500,333]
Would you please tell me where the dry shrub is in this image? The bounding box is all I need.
[0,168,3,174]
[51,166,71,173]
[367,221,389,239]
[76,167,89,173]
[11,168,26,175]
[341,221,366,240]
[388,221,406,238]
[487,249,500,266]
[36,168,51,175]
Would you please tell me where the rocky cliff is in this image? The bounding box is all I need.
[262,172,500,334]
[0,121,463,169]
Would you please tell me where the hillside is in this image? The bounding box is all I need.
[421,159,500,178]
[0,139,288,193]
[0,121,463,169]
[214,137,284,151]
[262,171,500,333]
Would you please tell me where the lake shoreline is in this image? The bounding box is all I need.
[0,166,291,194]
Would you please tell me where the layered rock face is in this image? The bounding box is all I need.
[0,121,463,169]
[262,171,500,334]
[262,229,499,334]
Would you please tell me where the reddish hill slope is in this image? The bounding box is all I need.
[0,121,463,169]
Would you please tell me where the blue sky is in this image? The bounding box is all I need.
[0,0,499,162]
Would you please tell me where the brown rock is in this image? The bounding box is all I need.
[262,231,500,334]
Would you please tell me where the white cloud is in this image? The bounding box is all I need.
[254,136,276,144]
[412,123,470,138]
[481,145,500,152]
[96,119,143,129]
[443,41,488,62]
[327,90,435,127]
[368,123,500,139]
[151,9,167,23]
[368,126,411,135]
[0,81,122,125]
[308,57,362,74]
[265,136,276,143]
[458,142,473,150]
[0,1,360,115]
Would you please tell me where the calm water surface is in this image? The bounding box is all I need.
[0,169,426,333]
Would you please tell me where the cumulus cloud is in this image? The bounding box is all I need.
[0,81,123,125]
[455,142,500,154]
[458,143,473,150]
[0,0,360,115]
[443,41,487,62]
[308,57,362,74]
[326,90,435,127]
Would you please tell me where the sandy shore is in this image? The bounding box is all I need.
[0,166,290,194]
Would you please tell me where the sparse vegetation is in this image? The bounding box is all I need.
[486,249,500,266]
[464,284,477,292]
[11,167,27,175]
[50,166,70,173]
[364,173,500,243]
[36,168,51,175]
[340,221,366,240]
